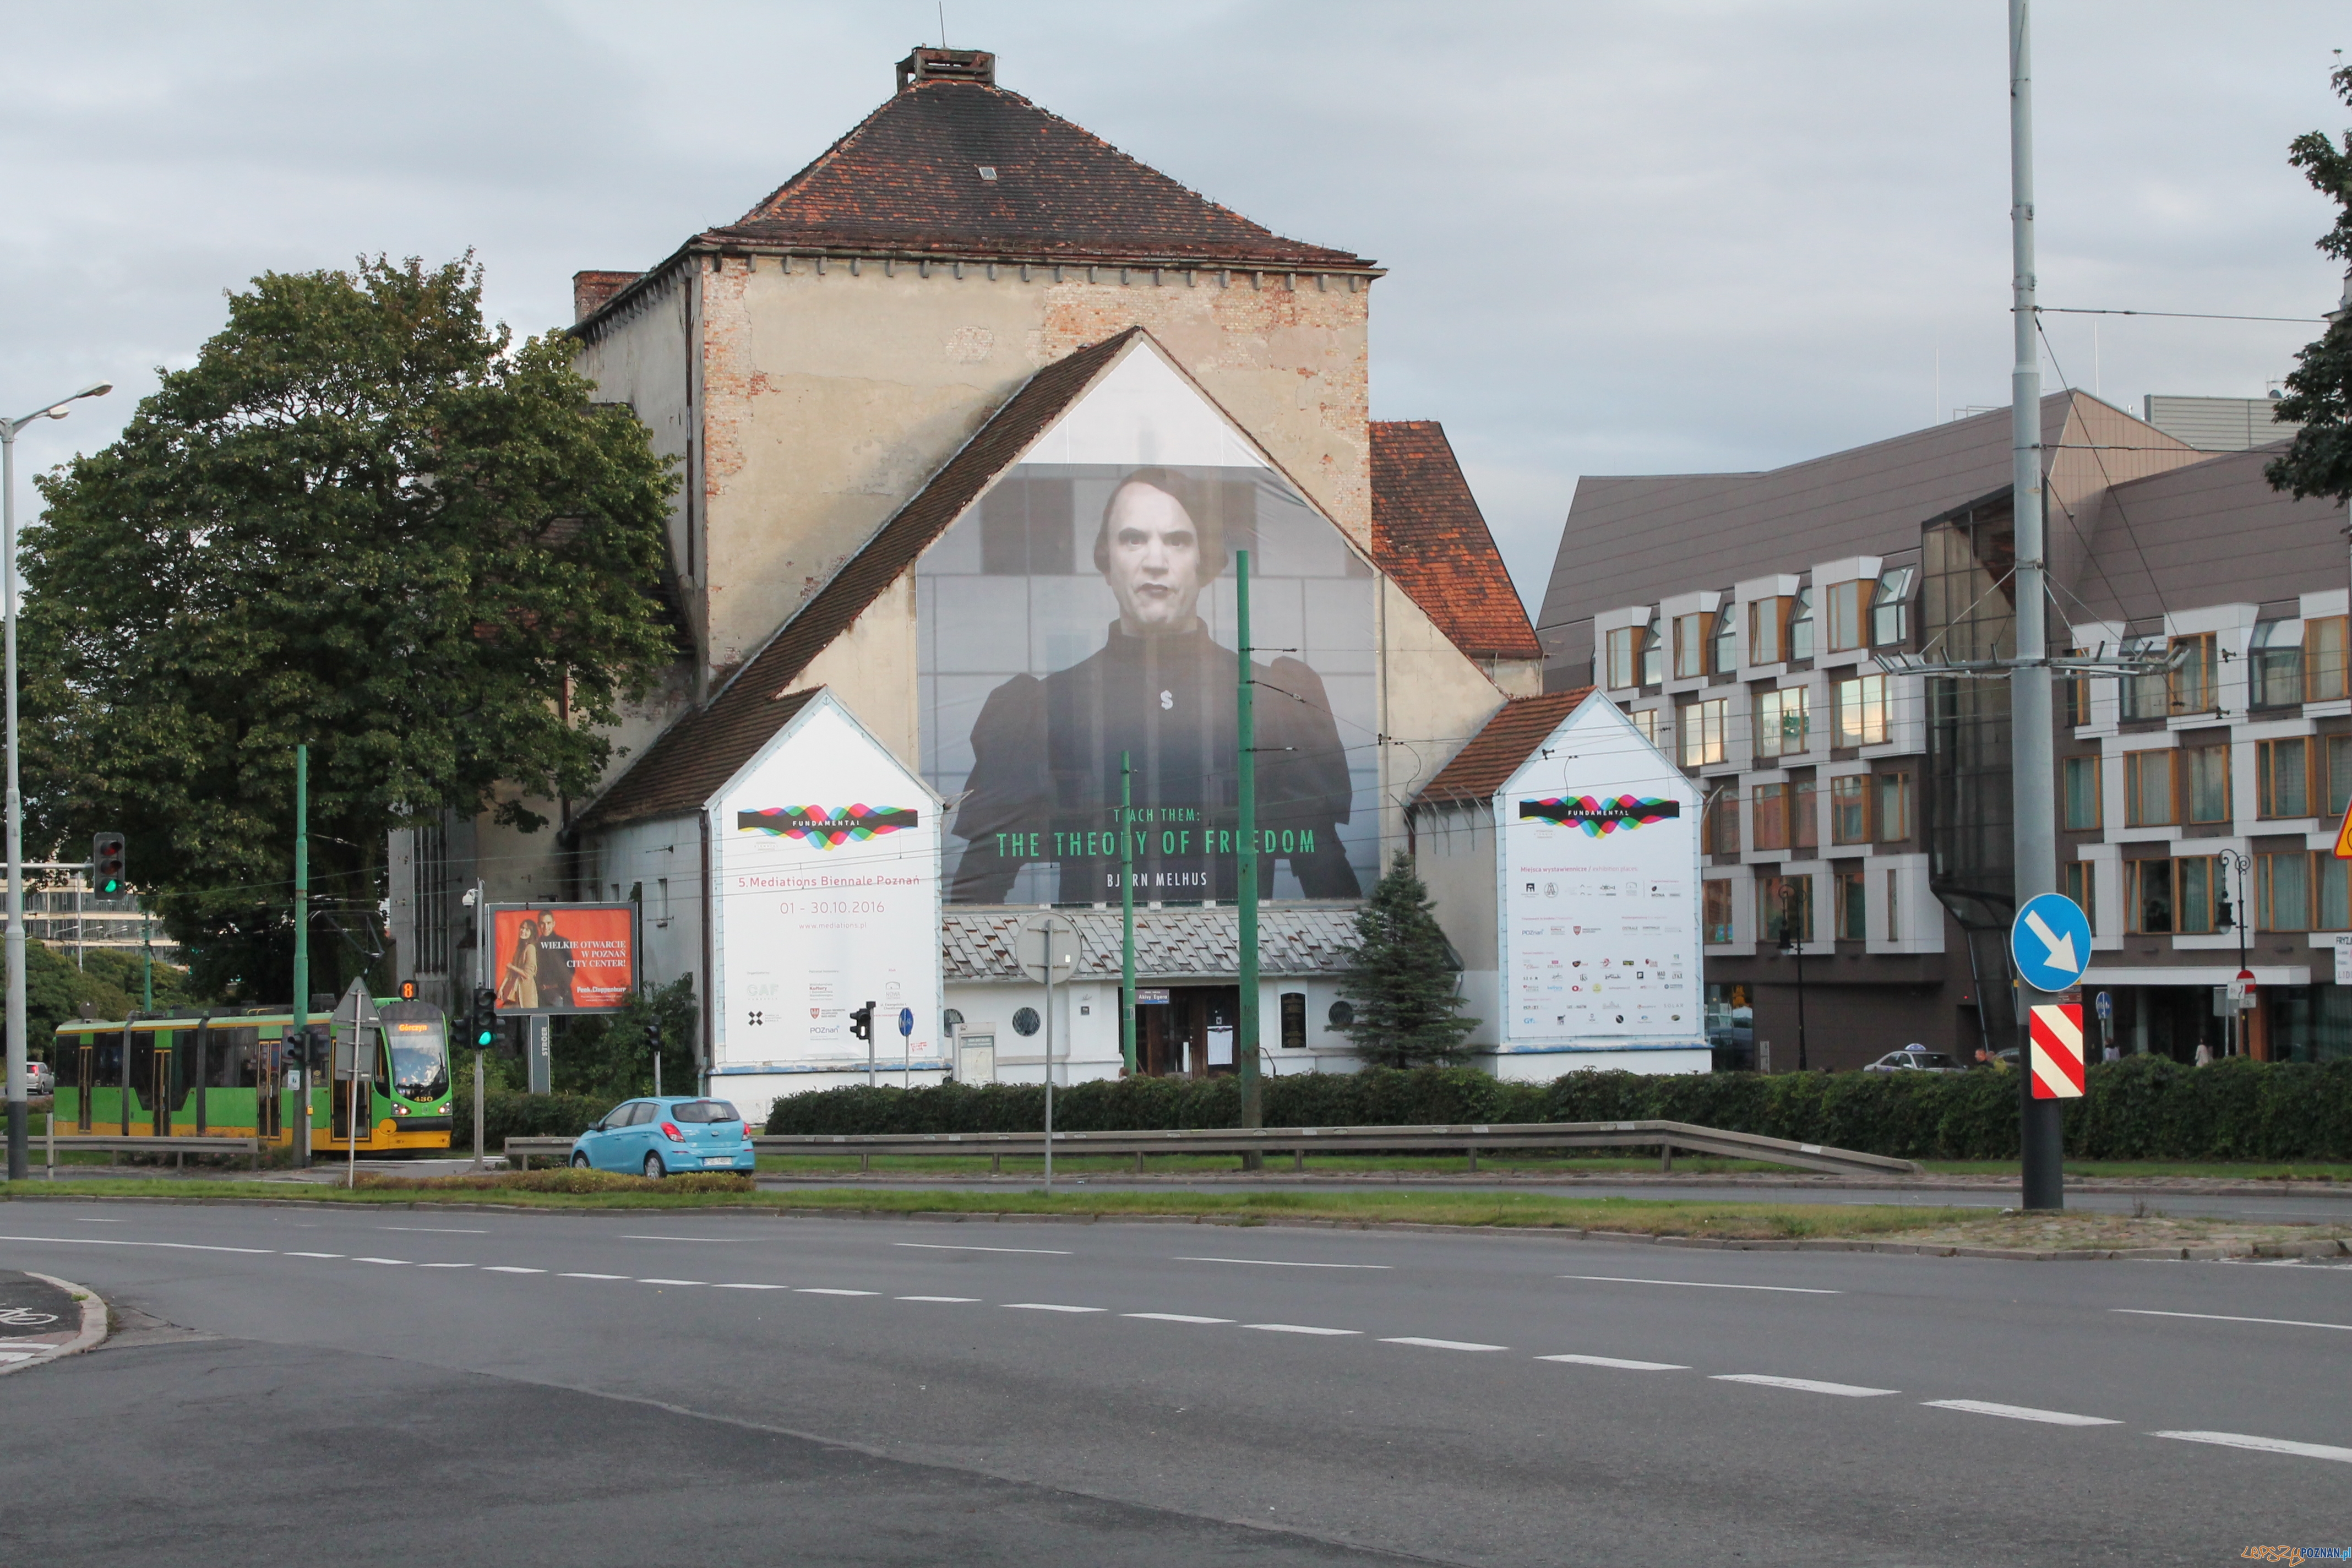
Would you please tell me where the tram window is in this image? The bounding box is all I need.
[92,1037,123,1081]
[207,1027,259,1087]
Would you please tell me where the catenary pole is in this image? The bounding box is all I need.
[290,744,311,1168]
[1120,751,1136,1076]
[1235,548,1261,1152]
[2010,0,2064,1210]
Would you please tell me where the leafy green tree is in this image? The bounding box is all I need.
[21,256,679,1001]
[2269,62,2352,503]
[551,977,700,1101]
[1337,852,1479,1068]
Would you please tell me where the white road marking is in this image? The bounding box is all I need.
[712,1283,789,1291]
[1176,1257,1391,1270]
[2113,1308,2352,1333]
[1124,1313,1233,1325]
[559,1273,629,1280]
[284,1253,344,1259]
[0,1350,39,1363]
[1923,1400,2118,1427]
[1382,1337,1508,1352]
[69,1218,123,1223]
[638,1278,705,1286]
[1244,1324,1360,1336]
[1538,1354,1690,1371]
[379,1226,487,1234]
[895,1243,1072,1255]
[1003,1303,1102,1313]
[1562,1275,1839,1294]
[2151,1430,2352,1464]
[898,1295,981,1303]
[1712,1375,1899,1397]
[621,1234,742,1243]
[482,1266,544,1275]
[0,1235,274,1254]
[797,1288,876,1297]
[351,1257,410,1266]
[415,1263,473,1269]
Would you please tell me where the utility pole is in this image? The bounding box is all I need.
[2010,0,2064,1211]
[1234,548,1262,1160]
[1120,751,1136,1076]
[290,744,311,1168]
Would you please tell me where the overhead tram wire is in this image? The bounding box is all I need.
[2033,314,2173,631]
[2038,306,2323,325]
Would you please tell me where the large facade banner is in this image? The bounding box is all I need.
[917,347,1378,907]
[709,694,945,1075]
[487,904,637,1014]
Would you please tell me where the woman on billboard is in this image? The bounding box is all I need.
[950,467,1359,905]
[495,915,542,1010]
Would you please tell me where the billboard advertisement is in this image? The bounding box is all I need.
[709,693,945,1077]
[916,369,1378,907]
[1498,696,1704,1050]
[488,903,638,1014]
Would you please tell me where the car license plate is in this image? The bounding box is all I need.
[702,1157,734,1167]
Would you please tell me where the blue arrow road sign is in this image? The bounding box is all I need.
[898,1006,914,1038]
[2095,989,2112,1020]
[2011,892,2092,993]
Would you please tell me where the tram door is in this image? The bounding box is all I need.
[75,1042,94,1131]
[253,1038,280,1140]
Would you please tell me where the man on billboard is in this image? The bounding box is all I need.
[950,467,1359,904]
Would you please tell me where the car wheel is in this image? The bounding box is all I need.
[571,1152,590,1169]
[643,1152,666,1180]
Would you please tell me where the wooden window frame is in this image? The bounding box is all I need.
[1756,685,1809,759]
[1702,789,1741,855]
[2127,858,2174,935]
[2062,862,2097,931]
[1758,873,1813,945]
[2061,755,2102,831]
[1702,879,1735,945]
[2181,743,2231,826]
[2306,615,2348,704]
[1604,626,1638,690]
[2168,632,2219,715]
[1751,783,1788,851]
[1829,775,1871,845]
[1833,863,1867,940]
[1825,580,1867,654]
[1831,673,1889,749]
[1673,612,1710,680]
[1874,772,1913,843]
[1747,597,1789,667]
[2256,736,2313,820]
[2124,750,2177,827]
[1789,778,1818,851]
[2257,851,2312,933]
[1681,698,1728,767]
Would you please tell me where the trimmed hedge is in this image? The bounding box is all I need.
[448,1082,618,1150]
[762,1058,2352,1163]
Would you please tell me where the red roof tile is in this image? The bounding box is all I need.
[1414,689,1595,806]
[1370,421,1542,662]
[704,78,1371,270]
[574,330,1142,832]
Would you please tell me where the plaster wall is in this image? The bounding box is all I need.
[1378,576,1510,859]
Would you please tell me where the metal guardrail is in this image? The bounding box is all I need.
[40,1133,267,1174]
[500,1123,1920,1178]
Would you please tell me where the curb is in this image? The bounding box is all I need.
[7,1190,2345,1264]
[0,1272,107,1375]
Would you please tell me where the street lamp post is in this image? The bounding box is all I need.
[4,382,111,1183]
[2215,848,2251,1058]
[1779,881,1809,1072]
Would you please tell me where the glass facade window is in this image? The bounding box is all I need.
[1711,602,1739,673]
[1641,614,1664,686]
[1681,699,1727,767]
[2125,750,2175,827]
[2062,755,2101,830]
[1834,864,1866,940]
[1875,772,1913,842]
[1673,612,1710,679]
[2307,615,2348,703]
[1702,788,1741,854]
[2121,635,2168,721]
[1751,784,1788,851]
[1870,565,1915,647]
[2065,654,2092,728]
[1604,626,1640,690]
[2257,737,2311,819]
[2128,859,2174,934]
[1826,580,1867,653]
[1830,775,1870,844]
[1832,673,1890,748]
[2175,855,2218,935]
[2264,986,2352,1063]
[1756,685,1809,758]
[1790,779,1818,850]
[2321,855,2352,931]
[2251,619,2304,708]
[2329,734,2352,819]
[2258,851,2311,932]
[2182,744,2230,825]
[1703,879,1735,944]
[1788,588,1816,662]
[2169,633,2219,715]
[2063,861,2096,930]
[1758,873,1812,945]
[1748,597,1789,666]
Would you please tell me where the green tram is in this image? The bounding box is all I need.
[52,998,455,1155]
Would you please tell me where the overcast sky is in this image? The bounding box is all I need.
[3,2,2344,614]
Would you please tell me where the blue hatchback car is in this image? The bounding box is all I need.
[570,1097,755,1178]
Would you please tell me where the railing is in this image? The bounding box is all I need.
[40,1133,266,1175]
[503,1121,1919,1178]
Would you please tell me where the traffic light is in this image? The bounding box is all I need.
[470,987,498,1050]
[92,833,126,896]
[645,1014,664,1055]
[849,1003,875,1043]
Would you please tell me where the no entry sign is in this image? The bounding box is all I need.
[2028,1003,2086,1101]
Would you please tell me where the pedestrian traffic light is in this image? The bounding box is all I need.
[470,986,498,1050]
[92,833,126,896]
[849,1003,875,1043]
[645,1014,663,1055]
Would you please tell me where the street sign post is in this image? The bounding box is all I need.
[330,979,380,1190]
[1017,914,1080,1190]
[899,1006,914,1091]
[2028,1003,2086,1100]
[2010,893,2091,994]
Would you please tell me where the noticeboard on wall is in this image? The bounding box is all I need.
[487,903,639,1015]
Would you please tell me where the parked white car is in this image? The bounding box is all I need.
[1863,1048,1966,1074]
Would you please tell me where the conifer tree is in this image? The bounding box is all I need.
[1337,852,1479,1068]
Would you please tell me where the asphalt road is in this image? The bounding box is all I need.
[1,1201,2346,1566]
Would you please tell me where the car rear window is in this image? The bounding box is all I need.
[672,1100,741,1124]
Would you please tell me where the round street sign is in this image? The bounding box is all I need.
[2011,892,2092,994]
[898,1006,914,1037]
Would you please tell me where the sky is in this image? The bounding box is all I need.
[2,1,2344,619]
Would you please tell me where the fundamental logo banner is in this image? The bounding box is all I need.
[1518,796,1680,836]
[738,805,921,848]
[2028,1003,2086,1100]
[489,904,637,1015]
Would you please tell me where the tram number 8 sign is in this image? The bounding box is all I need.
[2028,1003,2086,1101]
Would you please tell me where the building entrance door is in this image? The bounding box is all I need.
[1137,987,1240,1078]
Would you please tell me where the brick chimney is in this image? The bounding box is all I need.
[572,270,641,323]
[895,47,994,92]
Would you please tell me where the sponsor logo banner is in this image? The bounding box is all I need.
[1518,795,1681,836]
[738,805,921,848]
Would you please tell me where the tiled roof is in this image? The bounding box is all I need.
[943,906,1362,982]
[573,330,1141,832]
[703,78,1371,271]
[1369,421,1541,662]
[1414,689,1595,806]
